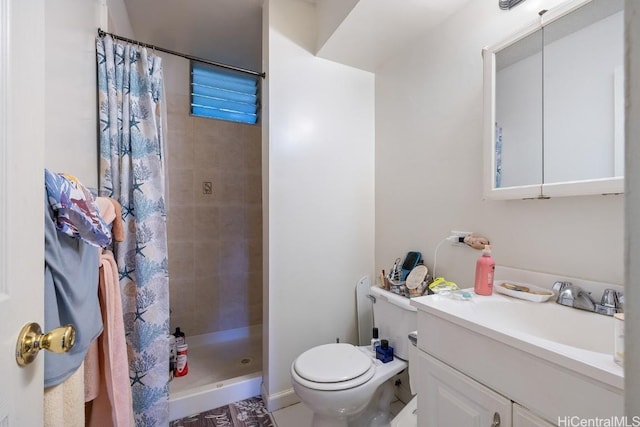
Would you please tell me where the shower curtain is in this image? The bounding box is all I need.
[96,35,170,426]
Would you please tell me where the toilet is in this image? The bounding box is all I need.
[290,286,417,427]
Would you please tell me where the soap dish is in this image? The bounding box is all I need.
[494,280,555,303]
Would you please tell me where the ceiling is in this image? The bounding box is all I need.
[124,0,264,71]
[123,0,469,74]
[316,0,472,72]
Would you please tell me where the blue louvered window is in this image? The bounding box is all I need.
[190,61,259,124]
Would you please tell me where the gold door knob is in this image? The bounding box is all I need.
[15,322,76,367]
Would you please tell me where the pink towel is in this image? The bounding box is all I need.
[95,197,125,242]
[86,250,134,427]
[84,341,100,402]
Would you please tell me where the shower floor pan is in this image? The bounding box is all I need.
[169,325,262,421]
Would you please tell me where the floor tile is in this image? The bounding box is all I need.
[271,402,314,427]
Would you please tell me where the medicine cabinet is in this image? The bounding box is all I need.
[483,0,624,200]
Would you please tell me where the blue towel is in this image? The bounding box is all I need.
[44,193,103,388]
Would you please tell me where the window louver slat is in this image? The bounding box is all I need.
[190,62,259,124]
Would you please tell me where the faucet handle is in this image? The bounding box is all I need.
[552,281,572,294]
[614,290,624,313]
[601,288,619,308]
[594,288,624,315]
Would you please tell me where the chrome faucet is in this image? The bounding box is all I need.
[552,281,623,316]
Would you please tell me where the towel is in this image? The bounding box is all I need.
[44,169,111,247]
[109,199,125,242]
[95,197,125,242]
[44,192,103,387]
[44,362,85,427]
[84,341,100,402]
[85,250,135,427]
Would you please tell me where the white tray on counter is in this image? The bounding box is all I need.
[493,279,555,303]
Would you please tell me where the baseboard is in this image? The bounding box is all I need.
[261,383,300,413]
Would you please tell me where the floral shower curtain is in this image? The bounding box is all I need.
[96,35,170,426]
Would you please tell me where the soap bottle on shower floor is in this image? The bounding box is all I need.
[175,343,189,377]
[173,327,186,345]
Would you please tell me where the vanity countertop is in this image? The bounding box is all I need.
[410,291,624,391]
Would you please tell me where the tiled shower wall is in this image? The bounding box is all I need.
[163,54,262,337]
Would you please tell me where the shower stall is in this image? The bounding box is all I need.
[162,53,263,420]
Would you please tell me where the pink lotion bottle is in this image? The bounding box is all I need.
[474,245,495,295]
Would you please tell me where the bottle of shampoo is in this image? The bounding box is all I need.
[474,245,495,295]
[371,327,381,352]
[175,343,189,377]
[174,327,186,346]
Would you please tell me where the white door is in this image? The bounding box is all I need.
[0,0,46,425]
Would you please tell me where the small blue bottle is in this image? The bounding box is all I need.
[375,339,394,363]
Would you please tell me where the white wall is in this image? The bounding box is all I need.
[315,0,359,52]
[375,0,624,289]
[262,0,375,410]
[106,0,134,38]
[43,0,132,188]
[44,0,103,187]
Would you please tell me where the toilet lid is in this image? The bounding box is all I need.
[293,343,374,384]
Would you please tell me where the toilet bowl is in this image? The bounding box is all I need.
[291,286,417,427]
[291,343,407,427]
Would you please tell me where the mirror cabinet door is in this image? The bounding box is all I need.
[485,0,625,200]
[543,0,624,185]
[495,29,543,190]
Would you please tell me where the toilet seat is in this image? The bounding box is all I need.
[292,343,375,391]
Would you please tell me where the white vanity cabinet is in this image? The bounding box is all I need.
[513,404,555,427]
[417,350,553,427]
[417,350,512,426]
[411,292,624,427]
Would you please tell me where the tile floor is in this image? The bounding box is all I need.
[270,402,314,426]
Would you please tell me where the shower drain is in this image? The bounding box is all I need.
[240,357,253,365]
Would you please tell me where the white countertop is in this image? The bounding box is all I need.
[410,290,624,391]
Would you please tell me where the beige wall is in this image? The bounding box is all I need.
[163,54,263,337]
[375,0,623,289]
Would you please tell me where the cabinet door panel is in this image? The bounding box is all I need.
[513,403,555,427]
[417,351,512,427]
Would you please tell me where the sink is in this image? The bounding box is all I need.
[411,290,623,390]
[422,293,614,354]
[410,270,624,422]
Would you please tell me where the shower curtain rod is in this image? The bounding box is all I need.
[97,28,266,79]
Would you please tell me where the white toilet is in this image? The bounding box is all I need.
[290,286,417,427]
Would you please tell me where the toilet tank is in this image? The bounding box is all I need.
[370,286,417,360]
